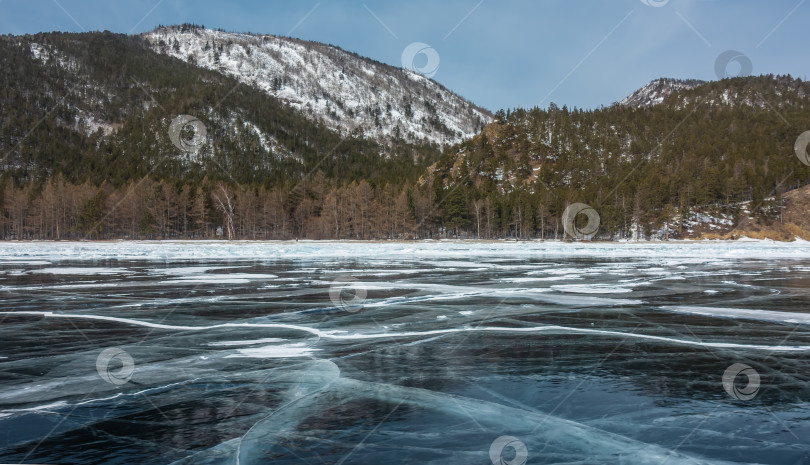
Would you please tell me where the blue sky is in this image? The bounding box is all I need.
[0,0,806,111]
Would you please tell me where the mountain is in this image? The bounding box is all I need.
[0,29,451,187]
[1,28,809,241]
[428,75,810,240]
[619,75,809,111]
[618,78,704,108]
[143,25,491,146]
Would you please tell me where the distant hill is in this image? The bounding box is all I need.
[618,78,705,108]
[428,75,810,240]
[0,27,485,187]
[144,25,491,146]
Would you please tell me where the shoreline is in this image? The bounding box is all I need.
[0,237,804,244]
[2,238,809,263]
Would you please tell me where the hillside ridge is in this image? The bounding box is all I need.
[143,24,491,147]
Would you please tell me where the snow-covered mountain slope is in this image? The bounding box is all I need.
[618,78,704,108]
[143,25,491,147]
[619,76,809,111]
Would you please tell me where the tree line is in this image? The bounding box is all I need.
[1,174,572,240]
[3,170,792,241]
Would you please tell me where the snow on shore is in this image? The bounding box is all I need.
[1,239,809,262]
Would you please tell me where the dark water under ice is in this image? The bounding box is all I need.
[1,241,809,464]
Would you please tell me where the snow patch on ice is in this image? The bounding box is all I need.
[152,266,248,276]
[31,267,130,275]
[552,284,633,294]
[661,306,810,326]
[225,343,319,358]
[207,338,287,347]
[0,400,68,419]
[169,273,277,284]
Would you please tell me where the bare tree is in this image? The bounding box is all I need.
[472,199,483,239]
[211,184,236,240]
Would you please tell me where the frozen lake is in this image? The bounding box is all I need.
[1,240,810,464]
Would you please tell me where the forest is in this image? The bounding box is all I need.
[1,30,809,240]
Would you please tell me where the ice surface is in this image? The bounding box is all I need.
[1,241,809,464]
[150,265,249,276]
[31,267,131,275]
[2,239,810,262]
[551,284,634,294]
[167,273,278,284]
[224,343,320,358]
[3,310,808,352]
[661,306,810,326]
[206,338,287,347]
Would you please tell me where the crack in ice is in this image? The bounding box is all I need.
[4,311,810,352]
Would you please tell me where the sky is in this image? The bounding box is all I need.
[0,0,806,112]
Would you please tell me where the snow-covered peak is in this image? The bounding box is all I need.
[618,78,705,108]
[143,25,491,147]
